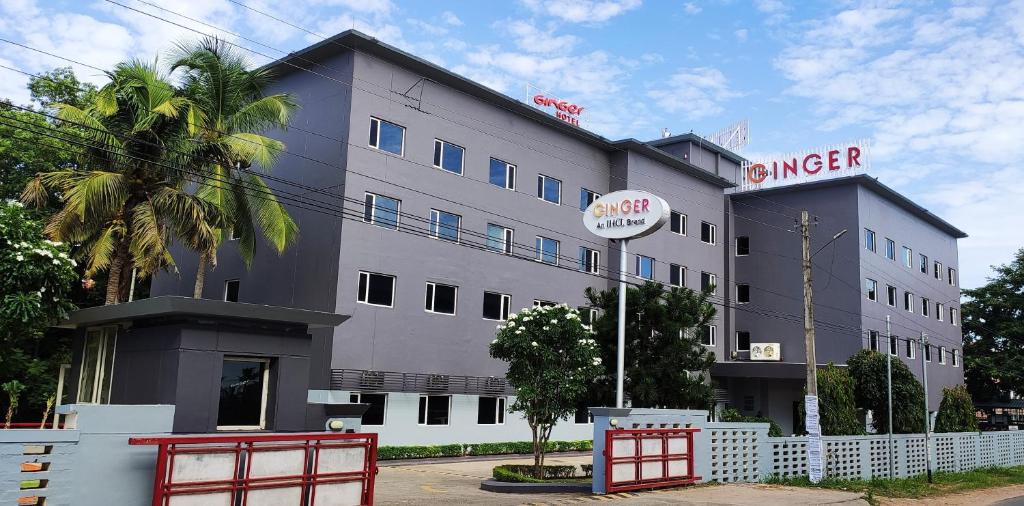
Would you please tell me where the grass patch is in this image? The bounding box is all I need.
[763,466,1024,499]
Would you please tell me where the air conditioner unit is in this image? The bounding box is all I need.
[359,370,385,389]
[484,377,507,394]
[750,343,781,361]
[425,374,450,392]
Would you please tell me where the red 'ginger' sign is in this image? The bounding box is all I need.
[739,141,870,191]
[533,94,585,126]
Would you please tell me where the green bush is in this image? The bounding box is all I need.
[719,407,784,437]
[817,363,864,436]
[376,440,593,460]
[493,464,580,482]
[581,464,593,477]
[935,385,979,433]
[848,350,926,434]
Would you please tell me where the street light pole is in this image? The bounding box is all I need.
[886,315,894,479]
[921,332,933,483]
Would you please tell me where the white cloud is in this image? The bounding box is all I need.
[646,67,739,120]
[754,0,788,25]
[683,2,701,15]
[734,28,748,42]
[503,20,579,54]
[519,0,642,23]
[441,11,463,26]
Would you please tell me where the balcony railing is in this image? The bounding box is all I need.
[330,368,515,396]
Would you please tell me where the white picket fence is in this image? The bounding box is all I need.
[702,425,1024,483]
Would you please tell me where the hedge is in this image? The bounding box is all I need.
[376,439,593,460]
[493,464,580,482]
[719,407,784,437]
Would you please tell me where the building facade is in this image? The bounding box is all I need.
[149,31,965,441]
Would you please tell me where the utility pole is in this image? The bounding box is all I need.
[886,316,894,479]
[801,210,822,483]
[920,332,933,483]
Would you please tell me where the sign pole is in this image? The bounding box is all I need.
[886,315,894,479]
[616,238,628,409]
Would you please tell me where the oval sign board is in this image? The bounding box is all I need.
[582,190,670,240]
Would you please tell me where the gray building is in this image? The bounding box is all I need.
[145,30,964,440]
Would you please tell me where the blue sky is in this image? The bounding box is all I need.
[1,0,1022,288]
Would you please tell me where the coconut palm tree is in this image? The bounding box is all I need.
[22,60,217,304]
[169,38,299,298]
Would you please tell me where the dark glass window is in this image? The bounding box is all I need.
[433,139,465,175]
[580,188,600,211]
[218,358,268,428]
[489,158,515,190]
[701,271,717,293]
[477,396,506,425]
[579,247,599,274]
[482,291,510,320]
[369,117,404,155]
[537,174,561,204]
[418,395,450,425]
[887,285,897,306]
[670,264,685,287]
[865,229,876,252]
[425,282,457,314]
[357,272,395,307]
[670,211,686,235]
[869,330,879,351]
[224,279,240,302]
[700,221,716,244]
[736,236,750,256]
[736,331,750,351]
[349,393,387,425]
[574,406,593,424]
[737,284,750,303]
[866,278,877,301]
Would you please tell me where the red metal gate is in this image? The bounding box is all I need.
[604,427,700,493]
[129,432,377,505]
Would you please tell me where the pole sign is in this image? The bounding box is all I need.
[583,190,670,240]
[739,140,870,192]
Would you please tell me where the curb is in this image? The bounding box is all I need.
[480,479,592,494]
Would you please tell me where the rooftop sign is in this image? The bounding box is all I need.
[583,190,670,240]
[738,140,870,192]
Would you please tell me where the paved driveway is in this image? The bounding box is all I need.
[374,454,868,505]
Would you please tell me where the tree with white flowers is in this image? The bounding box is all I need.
[489,304,602,478]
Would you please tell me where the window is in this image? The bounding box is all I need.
[700,221,717,245]
[922,297,930,317]
[903,246,913,268]
[670,264,686,287]
[939,346,947,365]
[671,211,687,236]
[357,271,396,307]
[906,338,916,359]
[635,255,655,280]
[934,260,942,280]
[363,192,400,230]
[925,344,932,362]
[737,284,750,304]
[952,349,960,367]
[920,253,928,274]
[579,307,598,327]
[218,357,270,430]
[869,330,880,352]
[477,396,506,425]
[489,158,516,190]
[77,327,117,404]
[936,302,944,321]
[482,291,511,321]
[950,307,959,326]
[701,272,717,294]
[948,267,957,286]
[537,174,561,204]
[886,285,897,306]
[535,236,560,265]
[889,334,898,355]
[580,188,600,211]
[885,238,896,260]
[574,407,593,424]
[486,224,514,255]
[368,117,404,155]
[735,236,750,256]
[533,299,557,308]
[701,324,716,346]
[866,278,877,301]
[418,395,450,425]
[904,292,915,313]
[432,139,464,175]
[736,331,751,352]
[428,209,461,242]
[224,279,240,302]
[579,247,600,274]
[865,228,876,252]
[425,282,458,315]
[349,393,387,426]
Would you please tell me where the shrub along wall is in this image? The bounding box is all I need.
[376,440,593,460]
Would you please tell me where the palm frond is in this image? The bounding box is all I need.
[243,173,297,254]
[222,133,285,168]
[20,176,49,208]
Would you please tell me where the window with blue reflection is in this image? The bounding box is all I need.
[429,209,461,242]
[489,158,516,190]
[370,117,404,156]
[636,255,654,280]
[535,236,559,265]
[433,140,464,175]
[364,193,400,229]
[537,174,561,204]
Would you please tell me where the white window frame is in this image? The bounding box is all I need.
[537,174,562,205]
[702,271,718,295]
[885,238,896,260]
[76,327,117,404]
[476,396,507,426]
[950,307,959,326]
[866,278,877,301]
[217,356,270,431]
[925,343,932,362]
[535,236,560,265]
[428,209,462,243]
[934,260,943,280]
[952,349,960,367]
[357,271,396,308]
[418,394,452,426]
[921,297,930,317]
[700,221,717,245]
[702,324,717,347]
[635,254,655,280]
[487,224,514,255]
[363,192,401,229]
[948,267,957,286]
[736,283,750,304]
[886,285,897,307]
[936,302,944,321]
[906,338,916,359]
[579,247,600,274]
[482,291,512,321]
[735,330,751,352]
[889,334,898,356]
[671,211,687,236]
[939,346,947,365]
[920,253,928,274]
[490,158,516,190]
[223,279,240,302]
[735,235,749,256]
[865,228,876,252]
[580,188,601,212]
[903,246,913,268]
[424,281,458,315]
[533,299,557,308]
[670,263,686,288]
[869,330,880,352]
[433,138,465,175]
[368,116,405,156]
[349,392,388,426]
[904,292,915,313]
